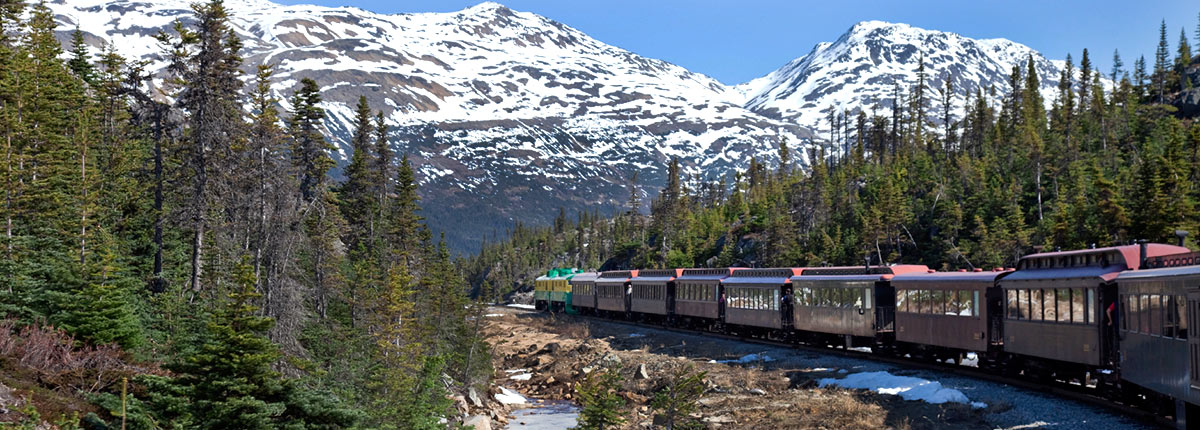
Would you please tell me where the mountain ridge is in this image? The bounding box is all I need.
[52,0,1079,252]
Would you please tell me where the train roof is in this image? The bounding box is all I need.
[723,268,802,285]
[676,267,741,281]
[1016,244,1188,271]
[891,269,1013,284]
[1116,264,1200,280]
[568,272,600,283]
[631,269,683,283]
[1001,265,1126,283]
[792,274,895,283]
[797,265,929,276]
[596,270,638,284]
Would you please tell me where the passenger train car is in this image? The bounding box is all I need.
[552,242,1200,427]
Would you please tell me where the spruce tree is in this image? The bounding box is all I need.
[649,366,707,430]
[288,78,332,203]
[165,257,287,429]
[1154,20,1170,102]
[1111,49,1123,84]
[575,367,626,430]
[66,28,95,86]
[340,95,376,250]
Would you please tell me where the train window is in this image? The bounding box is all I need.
[1087,289,1095,324]
[1134,294,1145,334]
[1007,290,1019,319]
[896,289,907,312]
[1055,289,1070,323]
[1179,295,1188,339]
[974,291,981,317]
[931,290,943,314]
[863,288,873,309]
[955,290,970,317]
[946,291,959,315]
[1029,289,1043,321]
[1151,294,1165,336]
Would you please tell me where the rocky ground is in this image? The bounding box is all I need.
[479,306,997,430]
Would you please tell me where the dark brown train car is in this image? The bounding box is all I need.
[630,269,682,316]
[1115,254,1200,419]
[892,270,1011,354]
[1001,244,1186,369]
[596,270,638,313]
[791,265,929,343]
[569,272,601,313]
[723,268,802,330]
[675,268,739,320]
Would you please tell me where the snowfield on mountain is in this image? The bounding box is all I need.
[53,0,1077,251]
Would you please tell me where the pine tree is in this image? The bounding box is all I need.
[1111,49,1124,84]
[340,95,376,251]
[163,0,247,295]
[1179,28,1193,88]
[575,367,626,430]
[288,78,332,203]
[649,365,707,430]
[1135,55,1148,97]
[1078,49,1092,112]
[395,355,455,430]
[66,28,95,86]
[164,257,287,429]
[1154,20,1170,102]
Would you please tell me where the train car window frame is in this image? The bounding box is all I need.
[1178,294,1188,339]
[1029,289,1042,321]
[1087,288,1095,324]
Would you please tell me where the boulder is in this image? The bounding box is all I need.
[467,387,484,408]
[748,388,766,396]
[635,363,649,380]
[463,415,491,430]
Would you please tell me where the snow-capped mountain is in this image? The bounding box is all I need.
[52,0,1081,253]
[51,0,814,251]
[740,20,1069,132]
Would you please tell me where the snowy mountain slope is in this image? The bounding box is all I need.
[741,21,1071,133]
[51,0,815,252]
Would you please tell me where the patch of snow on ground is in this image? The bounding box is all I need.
[510,373,532,381]
[717,353,775,364]
[485,313,503,317]
[819,371,987,409]
[504,369,529,374]
[627,333,645,338]
[507,304,537,310]
[495,387,529,405]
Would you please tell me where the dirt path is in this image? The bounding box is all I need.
[484,307,995,429]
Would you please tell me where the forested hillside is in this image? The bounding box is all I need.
[0,1,488,428]
[469,20,1200,295]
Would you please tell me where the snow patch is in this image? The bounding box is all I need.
[716,353,775,364]
[507,304,537,310]
[495,386,529,405]
[819,371,987,409]
[509,373,532,381]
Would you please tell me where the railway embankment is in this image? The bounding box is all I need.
[481,306,1159,429]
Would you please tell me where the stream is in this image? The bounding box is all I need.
[503,400,580,430]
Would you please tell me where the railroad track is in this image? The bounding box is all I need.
[501,306,1172,428]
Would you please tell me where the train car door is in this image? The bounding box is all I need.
[1102,283,1120,367]
[872,282,895,332]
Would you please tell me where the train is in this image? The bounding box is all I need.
[535,242,1200,428]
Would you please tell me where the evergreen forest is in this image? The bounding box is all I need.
[1,1,490,428]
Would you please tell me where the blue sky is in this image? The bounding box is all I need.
[278,0,1199,85]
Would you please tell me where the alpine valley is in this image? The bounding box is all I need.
[52,0,1074,252]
